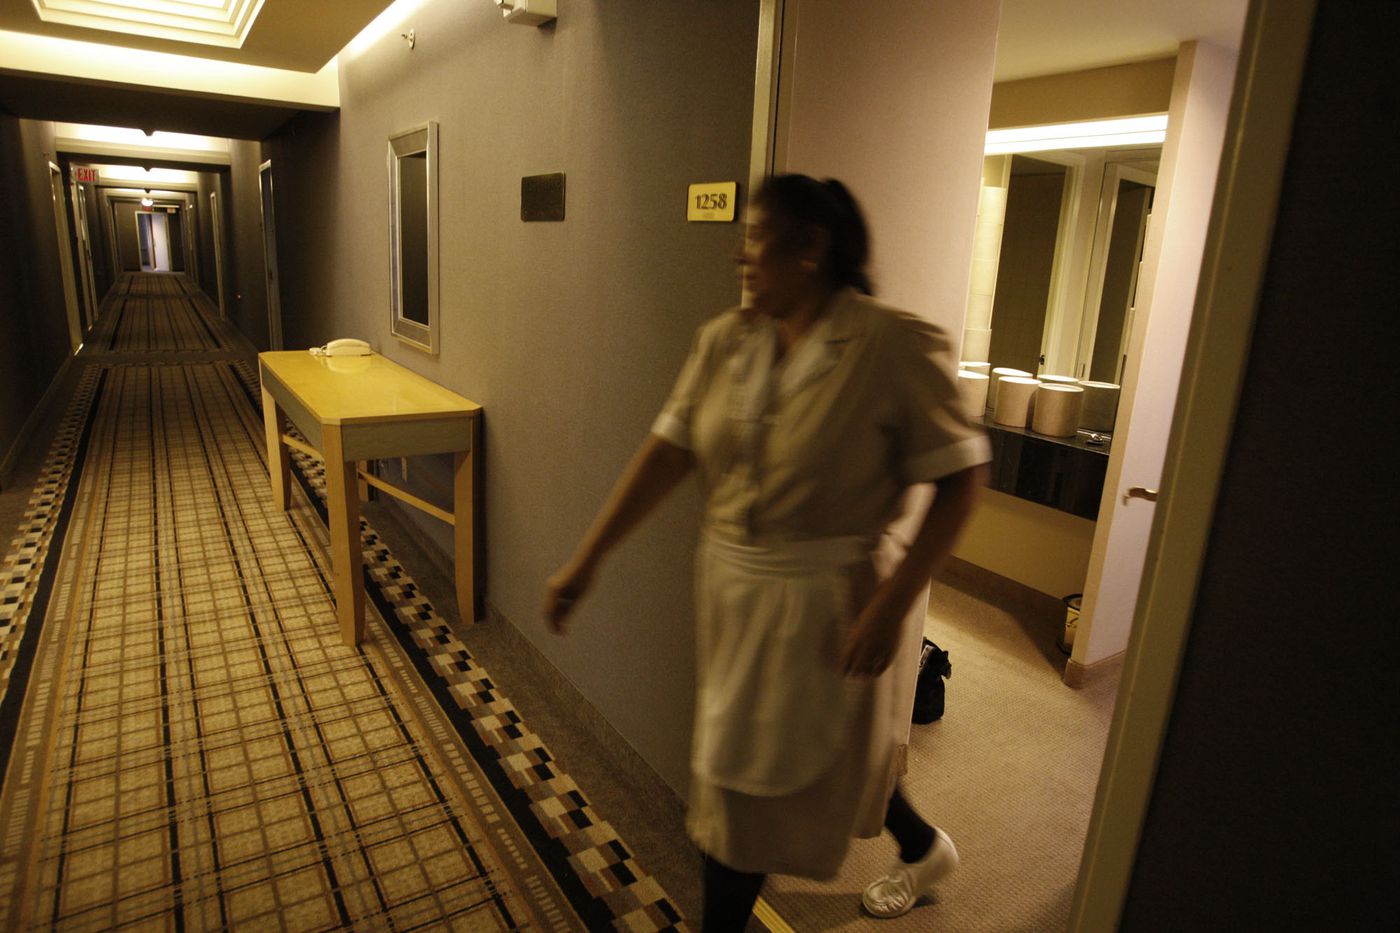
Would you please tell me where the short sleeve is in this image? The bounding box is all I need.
[650,314,728,450]
[887,311,991,483]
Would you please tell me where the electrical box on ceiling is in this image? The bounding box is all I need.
[495,0,556,26]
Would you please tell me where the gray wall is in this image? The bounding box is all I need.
[261,0,759,789]
[0,116,76,482]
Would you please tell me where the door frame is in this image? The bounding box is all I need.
[209,190,227,319]
[1075,161,1159,384]
[258,160,284,350]
[47,162,83,351]
[68,180,101,331]
[1067,0,1315,926]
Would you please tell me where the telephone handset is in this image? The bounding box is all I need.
[310,338,372,357]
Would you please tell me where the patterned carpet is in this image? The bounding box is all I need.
[0,274,685,931]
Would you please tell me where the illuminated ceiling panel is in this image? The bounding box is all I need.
[31,0,267,49]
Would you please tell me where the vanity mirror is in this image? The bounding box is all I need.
[963,142,1159,389]
[388,121,439,353]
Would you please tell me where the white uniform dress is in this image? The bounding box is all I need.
[651,288,990,878]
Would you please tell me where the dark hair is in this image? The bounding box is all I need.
[753,174,873,294]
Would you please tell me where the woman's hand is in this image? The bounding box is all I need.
[542,559,594,634]
[839,589,906,677]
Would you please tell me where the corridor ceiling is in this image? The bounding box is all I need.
[0,0,397,138]
[0,0,395,71]
[0,0,1248,141]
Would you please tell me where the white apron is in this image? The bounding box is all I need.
[687,527,928,877]
[692,532,872,795]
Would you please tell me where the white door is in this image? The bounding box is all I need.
[150,212,172,272]
[1075,43,1241,668]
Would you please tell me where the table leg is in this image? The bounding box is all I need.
[453,441,476,624]
[260,384,291,511]
[322,426,365,647]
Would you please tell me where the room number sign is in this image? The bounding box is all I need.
[687,182,738,222]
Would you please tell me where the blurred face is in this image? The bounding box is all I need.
[736,203,808,317]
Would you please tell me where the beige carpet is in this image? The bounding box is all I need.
[759,569,1121,932]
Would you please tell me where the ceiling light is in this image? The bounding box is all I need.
[985,115,1169,155]
[141,197,154,207]
[31,0,268,50]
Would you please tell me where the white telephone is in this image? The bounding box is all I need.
[310,338,372,357]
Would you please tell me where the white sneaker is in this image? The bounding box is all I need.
[862,827,960,919]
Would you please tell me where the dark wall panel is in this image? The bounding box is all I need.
[1121,2,1396,928]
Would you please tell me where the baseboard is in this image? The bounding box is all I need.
[1063,651,1125,688]
[0,350,76,491]
[943,555,1065,625]
[368,497,689,832]
[479,597,689,824]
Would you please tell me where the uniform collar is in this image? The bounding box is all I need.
[776,287,866,402]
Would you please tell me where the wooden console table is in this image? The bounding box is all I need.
[258,350,482,647]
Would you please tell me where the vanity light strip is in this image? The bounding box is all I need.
[986,115,1168,155]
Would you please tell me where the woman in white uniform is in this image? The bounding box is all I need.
[544,175,989,928]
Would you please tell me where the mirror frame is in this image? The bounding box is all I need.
[1075,160,1159,383]
[967,145,1159,381]
[388,121,439,354]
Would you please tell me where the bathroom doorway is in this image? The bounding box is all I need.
[750,1,1258,929]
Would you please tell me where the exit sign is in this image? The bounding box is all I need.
[73,167,98,183]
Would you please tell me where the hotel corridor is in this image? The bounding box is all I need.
[0,273,684,931]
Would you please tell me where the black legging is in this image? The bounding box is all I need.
[702,854,766,932]
[699,784,934,930]
[884,782,936,863]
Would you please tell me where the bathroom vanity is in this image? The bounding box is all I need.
[979,417,1109,520]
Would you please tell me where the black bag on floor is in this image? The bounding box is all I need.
[912,638,951,724]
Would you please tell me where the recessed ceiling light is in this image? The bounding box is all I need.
[32,0,268,50]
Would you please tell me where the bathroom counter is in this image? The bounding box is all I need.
[976,417,1109,520]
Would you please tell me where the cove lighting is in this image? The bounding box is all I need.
[985,115,1168,155]
[32,0,267,50]
[344,0,433,59]
[99,165,200,184]
[57,124,227,153]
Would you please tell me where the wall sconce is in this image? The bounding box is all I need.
[495,0,555,26]
[141,197,154,207]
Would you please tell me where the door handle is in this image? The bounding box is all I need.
[1123,486,1159,504]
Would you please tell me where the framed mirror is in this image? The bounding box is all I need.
[388,121,439,353]
[963,144,1159,385]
